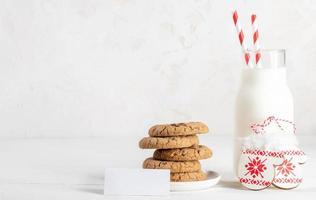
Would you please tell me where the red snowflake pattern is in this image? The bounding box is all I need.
[276,158,296,177]
[245,156,267,178]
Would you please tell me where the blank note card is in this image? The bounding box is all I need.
[104,168,170,196]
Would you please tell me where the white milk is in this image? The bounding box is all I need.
[234,67,294,174]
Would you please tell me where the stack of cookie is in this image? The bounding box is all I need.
[139,122,212,182]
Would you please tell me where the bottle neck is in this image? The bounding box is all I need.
[241,67,287,86]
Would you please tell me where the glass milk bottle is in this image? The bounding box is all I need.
[233,49,294,174]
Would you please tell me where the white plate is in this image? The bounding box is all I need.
[170,171,221,192]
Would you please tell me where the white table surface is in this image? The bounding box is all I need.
[0,135,315,200]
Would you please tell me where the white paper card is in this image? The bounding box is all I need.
[104,168,170,196]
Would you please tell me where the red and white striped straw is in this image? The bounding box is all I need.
[232,10,253,67]
[251,14,262,67]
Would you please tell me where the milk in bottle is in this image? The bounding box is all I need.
[234,50,294,174]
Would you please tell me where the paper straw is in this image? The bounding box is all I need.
[251,14,262,67]
[232,10,253,68]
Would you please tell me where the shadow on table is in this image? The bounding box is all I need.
[76,185,104,195]
[73,172,104,195]
[218,180,247,190]
[215,171,247,190]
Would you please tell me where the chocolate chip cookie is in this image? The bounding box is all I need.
[170,170,207,182]
[139,135,199,149]
[148,122,209,137]
[143,158,201,173]
[153,145,212,161]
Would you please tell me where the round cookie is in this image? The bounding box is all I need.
[139,135,199,149]
[148,122,209,137]
[170,170,207,182]
[153,145,212,161]
[143,158,201,173]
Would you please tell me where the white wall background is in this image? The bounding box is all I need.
[0,0,315,138]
